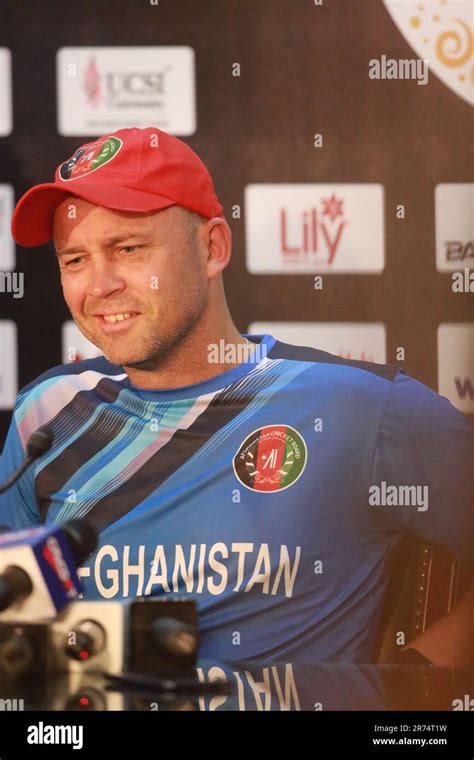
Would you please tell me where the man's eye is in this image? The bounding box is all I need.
[120,245,140,254]
[64,257,83,267]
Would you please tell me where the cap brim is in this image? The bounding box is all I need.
[11,183,177,247]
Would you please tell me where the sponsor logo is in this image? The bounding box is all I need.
[337,349,375,362]
[438,323,474,414]
[59,136,122,181]
[233,425,307,492]
[83,56,167,107]
[245,184,384,273]
[0,49,12,135]
[279,193,346,265]
[83,57,101,106]
[436,184,473,272]
[0,321,17,410]
[445,242,474,263]
[0,184,15,270]
[453,376,474,401]
[57,47,196,136]
[249,322,387,364]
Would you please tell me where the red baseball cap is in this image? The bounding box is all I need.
[11,127,224,247]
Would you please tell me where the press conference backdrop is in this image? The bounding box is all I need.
[0,0,472,448]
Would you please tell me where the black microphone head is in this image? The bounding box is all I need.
[62,519,98,566]
[0,524,10,534]
[26,425,54,459]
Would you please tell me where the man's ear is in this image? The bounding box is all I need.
[204,217,232,279]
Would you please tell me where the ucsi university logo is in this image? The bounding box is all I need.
[57,47,196,136]
[83,57,101,106]
[83,56,168,108]
[280,193,346,265]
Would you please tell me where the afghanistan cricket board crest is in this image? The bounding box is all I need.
[233,424,307,492]
[59,136,122,181]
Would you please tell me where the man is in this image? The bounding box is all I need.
[1,127,473,664]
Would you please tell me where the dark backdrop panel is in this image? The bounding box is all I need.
[0,0,472,445]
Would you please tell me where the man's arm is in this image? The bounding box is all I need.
[371,370,474,665]
[0,403,41,529]
[406,581,474,665]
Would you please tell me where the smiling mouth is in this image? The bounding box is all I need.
[100,312,137,324]
[93,312,141,329]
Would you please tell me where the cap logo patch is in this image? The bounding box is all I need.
[59,136,122,181]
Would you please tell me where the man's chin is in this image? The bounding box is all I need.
[99,344,162,370]
[100,350,150,369]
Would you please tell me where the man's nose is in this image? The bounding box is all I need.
[86,261,126,299]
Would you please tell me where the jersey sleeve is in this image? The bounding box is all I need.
[0,404,42,530]
[370,370,474,565]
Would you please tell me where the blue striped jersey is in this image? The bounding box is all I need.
[1,333,473,662]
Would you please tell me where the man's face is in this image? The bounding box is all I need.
[53,199,209,369]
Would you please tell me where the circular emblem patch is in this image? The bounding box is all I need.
[59,136,122,181]
[233,424,307,492]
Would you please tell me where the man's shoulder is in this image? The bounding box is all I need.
[266,338,467,423]
[17,356,125,401]
[268,338,401,383]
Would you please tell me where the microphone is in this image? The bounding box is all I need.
[52,597,198,676]
[0,425,54,494]
[0,520,98,622]
[26,426,54,458]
